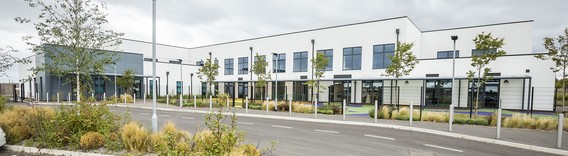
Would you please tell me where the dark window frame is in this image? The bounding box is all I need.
[272,53,286,73]
[238,57,248,75]
[318,49,333,71]
[343,47,362,70]
[472,49,496,57]
[293,51,308,72]
[437,50,460,59]
[373,43,395,69]
[224,58,234,75]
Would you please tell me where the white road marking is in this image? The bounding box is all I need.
[314,129,340,134]
[364,134,395,141]
[237,122,255,125]
[139,113,150,115]
[159,114,170,117]
[424,144,463,153]
[271,125,293,129]
[181,117,194,120]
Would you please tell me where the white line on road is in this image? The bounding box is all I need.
[139,113,150,115]
[424,144,463,153]
[271,125,293,129]
[181,117,194,120]
[314,129,340,134]
[364,134,395,141]
[237,122,255,125]
[159,115,170,117]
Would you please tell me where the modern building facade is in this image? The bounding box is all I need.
[18,16,555,111]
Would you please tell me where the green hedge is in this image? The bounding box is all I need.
[453,117,489,126]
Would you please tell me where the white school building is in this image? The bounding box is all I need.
[19,16,555,111]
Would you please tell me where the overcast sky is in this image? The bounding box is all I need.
[1,0,567,81]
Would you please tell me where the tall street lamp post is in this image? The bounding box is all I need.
[166,71,169,107]
[178,59,183,108]
[272,53,278,111]
[311,39,315,102]
[450,35,458,132]
[151,0,158,133]
[250,47,253,100]
[190,73,193,96]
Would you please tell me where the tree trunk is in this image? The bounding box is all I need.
[76,58,80,102]
[563,68,566,112]
[395,78,399,110]
[474,71,481,118]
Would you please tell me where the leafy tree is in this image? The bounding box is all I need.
[251,54,270,101]
[16,0,124,102]
[307,52,329,102]
[197,57,220,98]
[536,27,568,112]
[117,69,136,95]
[0,46,28,77]
[467,32,506,118]
[382,42,418,109]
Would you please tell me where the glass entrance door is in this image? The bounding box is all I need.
[362,81,382,104]
[469,80,500,108]
[293,81,308,101]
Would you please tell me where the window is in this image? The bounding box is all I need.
[272,53,286,73]
[361,81,382,104]
[472,49,496,57]
[224,58,234,75]
[426,80,452,105]
[318,49,333,71]
[176,81,182,95]
[293,51,308,72]
[373,44,395,69]
[149,80,154,96]
[343,47,362,70]
[437,50,460,59]
[94,78,105,94]
[238,57,248,74]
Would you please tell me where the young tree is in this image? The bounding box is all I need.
[467,32,506,118]
[382,42,418,109]
[197,57,220,98]
[535,27,568,112]
[251,54,270,101]
[117,69,136,95]
[0,47,28,77]
[16,0,124,102]
[307,52,329,103]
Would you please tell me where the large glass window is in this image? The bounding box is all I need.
[271,81,286,100]
[318,49,333,71]
[362,81,382,104]
[472,49,496,57]
[426,80,452,105]
[293,51,308,72]
[469,80,499,108]
[238,82,248,98]
[437,50,460,59]
[272,53,286,73]
[94,78,105,94]
[176,81,182,95]
[293,81,308,101]
[373,44,395,69]
[343,47,362,70]
[224,82,234,98]
[224,58,234,75]
[238,57,248,75]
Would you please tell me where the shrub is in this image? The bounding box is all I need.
[534,117,557,130]
[120,94,134,103]
[104,132,123,151]
[319,103,342,114]
[380,106,389,119]
[453,118,467,124]
[154,121,191,155]
[43,102,128,150]
[368,106,387,119]
[261,101,275,111]
[80,132,104,150]
[564,118,567,131]
[292,103,313,113]
[0,106,33,144]
[317,109,334,115]
[421,112,448,123]
[0,96,7,112]
[503,113,535,129]
[121,122,150,153]
[276,102,290,112]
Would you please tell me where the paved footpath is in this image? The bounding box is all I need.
[27,100,568,155]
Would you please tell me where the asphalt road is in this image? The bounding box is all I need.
[111,106,557,156]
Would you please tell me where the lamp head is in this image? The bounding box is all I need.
[396,29,400,34]
[311,39,315,44]
[451,35,458,41]
[249,47,253,51]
